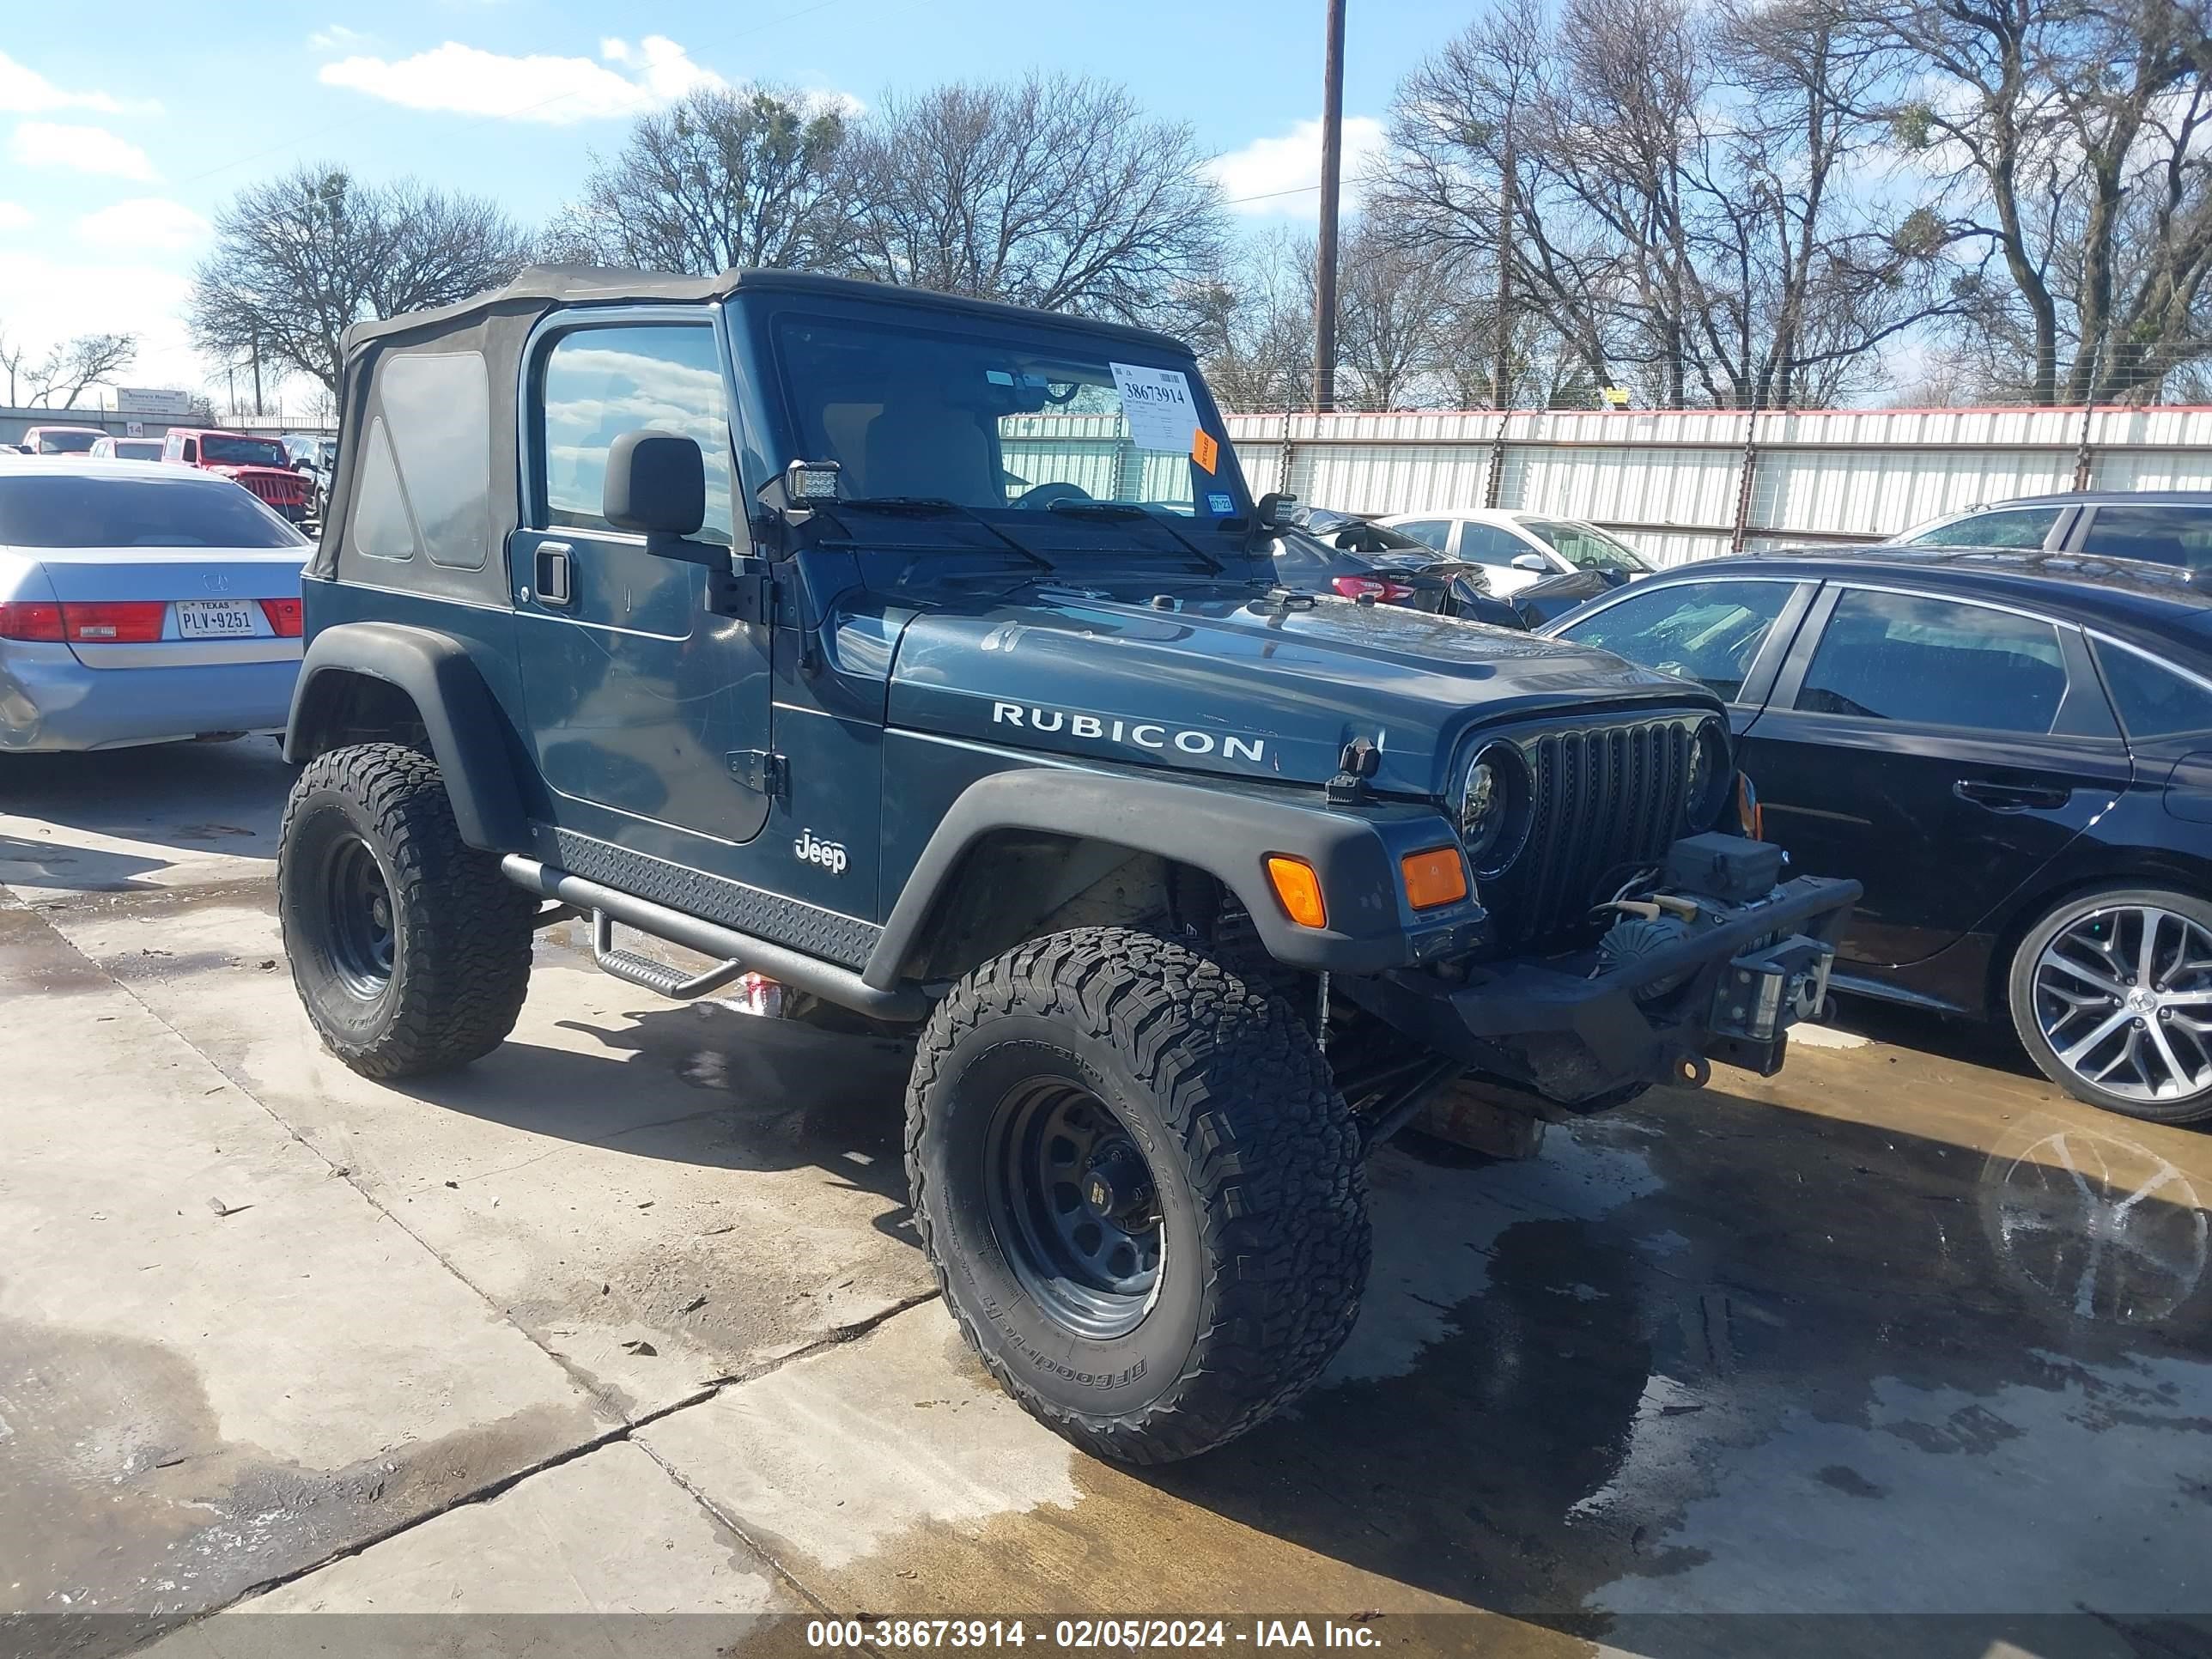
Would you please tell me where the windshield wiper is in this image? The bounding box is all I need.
[834,495,1052,571]
[1045,500,1224,574]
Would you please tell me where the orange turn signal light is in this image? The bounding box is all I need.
[1264,855,1328,929]
[1401,846,1470,910]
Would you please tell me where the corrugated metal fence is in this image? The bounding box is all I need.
[1224,405,2212,567]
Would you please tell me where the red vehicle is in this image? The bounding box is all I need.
[161,427,312,524]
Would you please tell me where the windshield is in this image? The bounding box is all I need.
[771,313,1248,524]
[200,434,289,467]
[1523,518,1650,573]
[116,440,162,461]
[34,429,101,454]
[0,473,308,548]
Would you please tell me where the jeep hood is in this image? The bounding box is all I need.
[884,586,1716,798]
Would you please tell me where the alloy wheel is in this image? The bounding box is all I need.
[2033,904,2212,1103]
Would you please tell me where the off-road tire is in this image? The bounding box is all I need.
[904,926,1369,1463]
[279,742,535,1079]
[2008,884,2212,1125]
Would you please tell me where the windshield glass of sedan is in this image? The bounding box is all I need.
[200,434,289,467]
[0,474,307,548]
[772,313,1246,521]
[34,430,101,454]
[1524,519,1649,573]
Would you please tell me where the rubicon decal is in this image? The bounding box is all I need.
[992,702,1265,763]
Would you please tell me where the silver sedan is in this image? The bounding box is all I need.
[0,456,311,751]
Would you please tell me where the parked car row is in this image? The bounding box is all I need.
[4,422,330,524]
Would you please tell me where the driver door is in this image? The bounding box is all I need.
[509,314,777,871]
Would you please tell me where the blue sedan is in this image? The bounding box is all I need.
[0,456,310,750]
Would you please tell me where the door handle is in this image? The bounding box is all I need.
[1954,777,2071,811]
[534,542,574,607]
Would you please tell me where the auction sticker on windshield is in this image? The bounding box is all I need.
[1110,362,1198,453]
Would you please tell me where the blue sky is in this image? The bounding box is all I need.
[0,0,1469,407]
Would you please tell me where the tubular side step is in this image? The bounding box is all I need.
[591,910,750,1002]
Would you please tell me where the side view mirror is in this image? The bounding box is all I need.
[1255,492,1298,532]
[605,430,705,542]
[1510,551,1549,573]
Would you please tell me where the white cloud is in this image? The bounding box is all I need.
[319,35,721,124]
[0,202,32,232]
[0,249,197,392]
[307,24,373,53]
[77,198,210,253]
[10,121,159,182]
[1206,116,1388,216]
[0,51,152,116]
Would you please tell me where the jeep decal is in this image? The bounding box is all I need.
[991,702,1265,763]
[794,829,848,874]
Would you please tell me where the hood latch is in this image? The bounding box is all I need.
[1326,737,1379,805]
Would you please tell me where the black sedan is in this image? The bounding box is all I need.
[1545,546,2212,1124]
[1270,515,1492,614]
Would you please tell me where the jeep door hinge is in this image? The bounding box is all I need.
[726,749,787,797]
[712,566,775,626]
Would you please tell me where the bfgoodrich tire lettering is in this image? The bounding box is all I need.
[904,926,1368,1463]
[278,741,535,1079]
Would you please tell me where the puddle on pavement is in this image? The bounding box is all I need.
[0,906,115,997]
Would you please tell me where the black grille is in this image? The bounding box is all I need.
[1484,717,1696,951]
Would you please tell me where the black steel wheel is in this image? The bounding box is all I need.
[321,834,396,999]
[278,742,535,1079]
[984,1078,1164,1339]
[906,926,1368,1464]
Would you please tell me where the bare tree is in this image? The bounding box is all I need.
[1335,216,1475,408]
[545,85,852,275]
[189,166,533,396]
[1374,0,1957,408]
[836,74,1225,322]
[0,327,137,407]
[1884,0,2212,404]
[1173,229,1315,410]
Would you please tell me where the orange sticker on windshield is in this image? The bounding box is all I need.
[1191,428,1220,474]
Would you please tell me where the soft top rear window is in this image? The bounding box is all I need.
[0,473,308,549]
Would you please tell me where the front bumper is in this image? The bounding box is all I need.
[0,643,300,750]
[1340,873,1862,1105]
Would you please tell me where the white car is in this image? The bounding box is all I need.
[1375,507,1654,598]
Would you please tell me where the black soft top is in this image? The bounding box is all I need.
[341,264,1194,357]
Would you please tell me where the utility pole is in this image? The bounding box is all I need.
[1492,99,1516,410]
[251,331,264,418]
[1312,0,1346,413]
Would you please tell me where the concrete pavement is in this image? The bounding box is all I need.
[5,739,2211,1659]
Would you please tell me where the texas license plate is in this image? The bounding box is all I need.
[175,599,258,638]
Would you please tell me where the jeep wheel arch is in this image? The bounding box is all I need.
[285,622,530,852]
[865,767,1417,991]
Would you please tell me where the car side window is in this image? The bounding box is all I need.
[180,437,198,463]
[1901,506,2063,550]
[1557,580,1796,702]
[1392,519,1449,552]
[2092,639,2212,740]
[538,324,734,544]
[1456,524,1533,567]
[1795,590,2066,734]
[2079,504,2212,571]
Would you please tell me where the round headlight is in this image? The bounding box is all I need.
[1457,742,1532,874]
[1686,718,1732,829]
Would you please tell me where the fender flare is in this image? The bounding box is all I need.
[863,767,1431,988]
[283,622,529,851]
